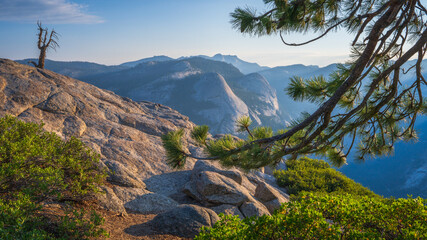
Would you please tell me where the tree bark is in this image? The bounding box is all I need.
[37,47,47,69]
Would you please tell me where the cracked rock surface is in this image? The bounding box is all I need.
[0,59,197,180]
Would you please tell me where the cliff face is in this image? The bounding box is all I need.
[230,73,282,128]
[0,58,198,180]
[191,72,249,133]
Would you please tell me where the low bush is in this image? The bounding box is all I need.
[196,158,427,239]
[196,193,427,239]
[273,157,377,197]
[0,115,108,239]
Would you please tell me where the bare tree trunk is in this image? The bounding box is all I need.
[34,22,59,69]
[38,47,47,69]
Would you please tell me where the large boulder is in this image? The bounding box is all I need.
[112,185,148,203]
[239,201,270,218]
[195,171,253,206]
[36,91,77,114]
[105,160,146,188]
[144,170,191,197]
[254,181,290,214]
[255,181,290,203]
[96,186,126,215]
[124,193,179,214]
[211,204,244,219]
[111,185,179,214]
[149,204,219,238]
[192,160,244,184]
[182,179,205,203]
[264,199,285,214]
[182,160,291,218]
[144,170,198,204]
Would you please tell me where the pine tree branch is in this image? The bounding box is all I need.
[167,0,427,168]
[279,17,348,46]
[233,3,423,157]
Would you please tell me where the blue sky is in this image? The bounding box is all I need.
[0,0,386,67]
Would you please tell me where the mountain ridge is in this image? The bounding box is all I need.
[119,55,174,68]
[179,53,270,74]
[79,57,280,134]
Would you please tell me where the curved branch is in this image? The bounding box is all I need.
[254,8,278,20]
[279,18,348,46]
[278,1,391,47]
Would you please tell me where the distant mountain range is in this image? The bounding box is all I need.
[79,57,281,134]
[17,54,427,198]
[18,54,285,134]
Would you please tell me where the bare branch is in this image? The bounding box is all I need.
[28,61,37,67]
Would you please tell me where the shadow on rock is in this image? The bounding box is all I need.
[125,204,219,238]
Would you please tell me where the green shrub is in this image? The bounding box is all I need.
[0,193,53,240]
[58,208,108,239]
[0,115,108,239]
[274,157,377,197]
[196,193,427,240]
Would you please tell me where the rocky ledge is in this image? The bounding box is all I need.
[0,59,290,238]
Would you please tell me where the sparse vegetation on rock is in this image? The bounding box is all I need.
[0,115,108,239]
[274,157,378,197]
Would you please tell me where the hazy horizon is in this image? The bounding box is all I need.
[2,0,425,68]
[13,53,344,68]
[1,0,356,68]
